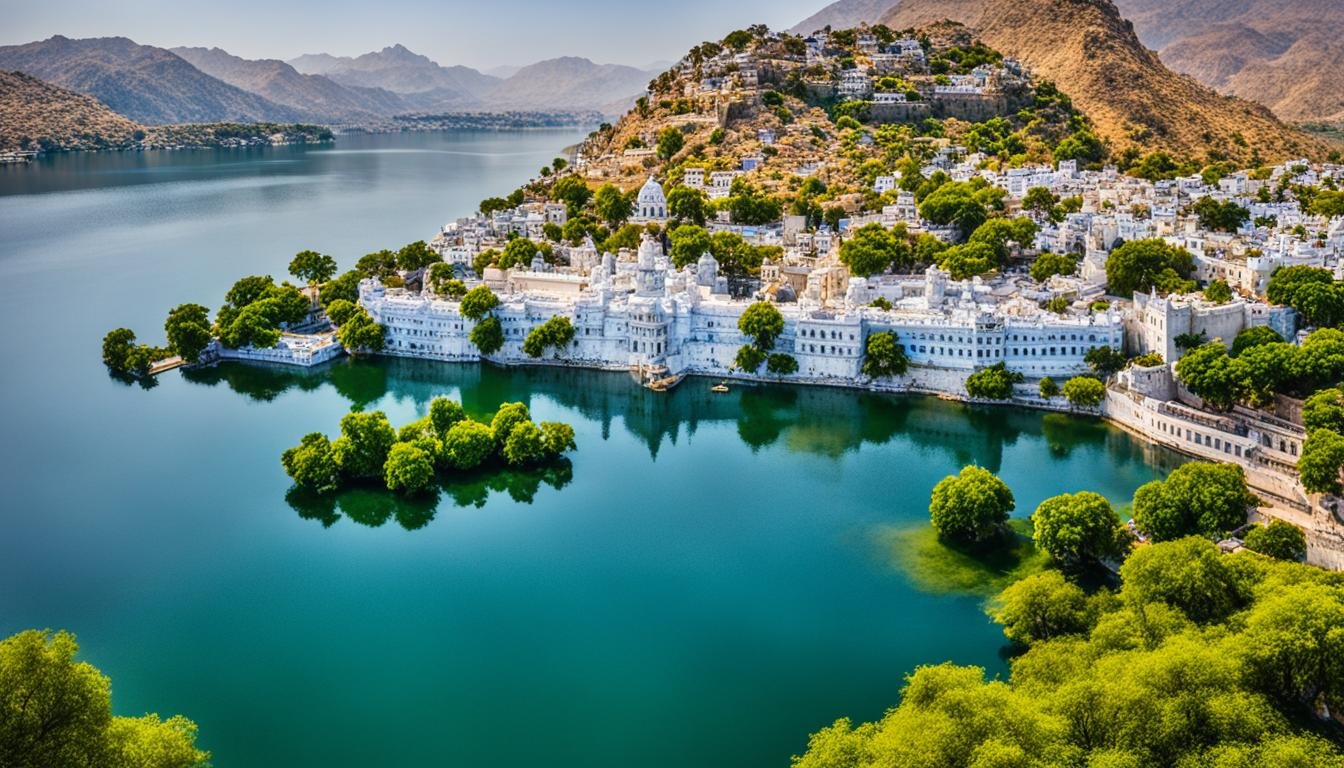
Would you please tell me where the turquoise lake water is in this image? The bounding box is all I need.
[0,131,1181,766]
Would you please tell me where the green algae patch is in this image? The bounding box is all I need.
[881,518,1050,597]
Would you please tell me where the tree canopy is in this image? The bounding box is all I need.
[929,465,1014,544]
[1032,491,1124,566]
[0,629,209,768]
[1105,238,1196,296]
[1133,461,1258,541]
[288,249,337,286]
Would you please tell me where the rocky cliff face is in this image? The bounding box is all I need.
[878,0,1330,162]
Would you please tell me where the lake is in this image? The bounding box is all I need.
[0,131,1179,766]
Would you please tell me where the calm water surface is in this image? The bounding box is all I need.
[0,131,1179,766]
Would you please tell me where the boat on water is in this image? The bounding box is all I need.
[711,381,730,393]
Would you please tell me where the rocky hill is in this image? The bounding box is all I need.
[1111,0,1344,124]
[489,57,651,114]
[0,70,141,151]
[876,0,1330,164]
[171,46,408,120]
[0,36,304,124]
[788,0,899,36]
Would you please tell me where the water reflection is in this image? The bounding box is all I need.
[183,357,1183,484]
[284,460,574,529]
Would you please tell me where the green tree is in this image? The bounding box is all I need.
[103,328,138,372]
[1299,429,1344,495]
[540,421,577,458]
[324,299,358,326]
[522,316,576,358]
[1266,265,1333,308]
[1238,582,1344,706]
[490,402,531,446]
[929,465,1014,544]
[766,352,798,375]
[655,127,684,160]
[1191,196,1250,233]
[1232,325,1285,356]
[965,363,1023,400]
[1022,186,1058,218]
[459,285,500,321]
[1030,252,1077,282]
[163,303,213,363]
[967,217,1037,266]
[331,410,396,479]
[442,420,494,470]
[1120,537,1249,623]
[594,183,633,229]
[734,344,766,372]
[992,571,1096,644]
[918,181,991,239]
[667,185,707,225]
[937,241,999,279]
[861,331,909,379]
[550,175,592,216]
[1133,462,1257,541]
[320,270,363,308]
[1174,342,1241,410]
[738,301,785,350]
[470,316,504,355]
[1032,491,1124,566]
[668,224,714,268]
[1038,377,1059,398]
[726,182,781,226]
[503,420,547,466]
[429,397,467,437]
[383,442,435,495]
[288,249,338,286]
[356,249,397,278]
[1203,278,1233,304]
[1062,376,1105,408]
[0,629,208,768]
[1243,520,1307,561]
[840,223,911,277]
[281,432,341,494]
[1303,388,1344,433]
[1105,239,1195,296]
[337,309,384,354]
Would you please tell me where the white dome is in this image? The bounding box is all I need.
[637,176,666,205]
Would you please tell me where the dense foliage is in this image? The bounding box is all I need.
[929,466,1014,545]
[1104,238,1196,296]
[1133,461,1259,542]
[794,534,1344,768]
[281,398,577,497]
[964,362,1023,400]
[0,629,209,768]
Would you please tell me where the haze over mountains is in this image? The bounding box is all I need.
[792,0,1344,125]
[0,35,656,126]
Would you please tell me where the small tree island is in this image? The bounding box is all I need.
[282,397,578,497]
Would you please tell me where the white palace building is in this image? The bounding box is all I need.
[359,233,1125,385]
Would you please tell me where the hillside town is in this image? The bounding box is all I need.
[329,151,1342,564]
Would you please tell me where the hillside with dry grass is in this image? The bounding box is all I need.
[0,70,142,151]
[1114,0,1344,124]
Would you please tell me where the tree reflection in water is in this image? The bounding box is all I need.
[284,459,574,530]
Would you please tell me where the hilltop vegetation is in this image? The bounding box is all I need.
[876,0,1331,165]
[0,70,141,152]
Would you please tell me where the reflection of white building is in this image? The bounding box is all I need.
[634,176,667,222]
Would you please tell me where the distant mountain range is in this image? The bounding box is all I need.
[286,45,654,114]
[0,36,305,124]
[793,0,1344,125]
[0,35,655,129]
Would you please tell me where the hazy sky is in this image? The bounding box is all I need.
[4,0,826,69]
